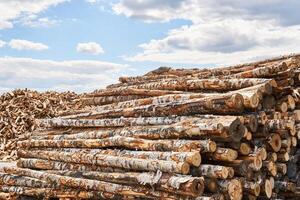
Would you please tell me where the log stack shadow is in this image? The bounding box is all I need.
[1,54,300,199]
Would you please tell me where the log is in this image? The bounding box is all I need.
[23,148,201,167]
[0,186,125,200]
[0,193,10,200]
[0,172,49,188]
[46,94,245,119]
[17,158,126,172]
[261,179,273,198]
[206,148,238,162]
[276,163,287,175]
[191,164,232,179]
[17,150,190,174]
[216,179,243,200]
[0,167,180,199]
[238,143,251,156]
[230,62,288,78]
[18,136,217,153]
[47,171,204,197]
[37,116,244,142]
[89,88,185,97]
[114,78,270,92]
[262,161,277,176]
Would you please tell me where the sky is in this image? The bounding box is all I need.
[0,0,300,93]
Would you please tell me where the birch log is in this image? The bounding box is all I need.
[46,171,204,197]
[18,136,217,153]
[17,150,190,174]
[1,167,180,199]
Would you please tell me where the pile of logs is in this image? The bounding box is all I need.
[0,89,83,161]
[1,54,300,199]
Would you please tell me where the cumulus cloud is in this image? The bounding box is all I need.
[9,39,49,51]
[114,0,300,65]
[0,40,6,48]
[0,57,127,93]
[0,0,68,29]
[76,42,104,55]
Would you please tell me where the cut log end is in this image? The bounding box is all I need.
[187,152,201,167]
[264,179,273,198]
[229,119,246,142]
[228,179,243,200]
[181,162,190,175]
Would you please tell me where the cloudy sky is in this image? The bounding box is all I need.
[0,0,300,93]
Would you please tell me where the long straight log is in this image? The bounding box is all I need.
[49,94,245,119]
[23,148,201,167]
[1,167,180,199]
[46,171,204,197]
[89,88,185,97]
[229,62,288,78]
[17,158,126,172]
[0,172,49,188]
[37,116,244,142]
[0,186,124,200]
[18,136,217,153]
[17,150,190,174]
[115,78,271,92]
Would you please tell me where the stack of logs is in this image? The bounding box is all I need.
[1,54,300,199]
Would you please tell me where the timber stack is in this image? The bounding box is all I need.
[1,54,300,200]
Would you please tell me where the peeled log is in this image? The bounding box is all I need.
[17,150,190,174]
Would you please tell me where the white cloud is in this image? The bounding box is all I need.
[0,21,13,29]
[114,0,300,65]
[0,57,127,93]
[0,0,68,29]
[0,40,6,48]
[9,39,49,51]
[76,42,104,55]
[19,14,61,28]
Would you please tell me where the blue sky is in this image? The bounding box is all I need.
[0,0,300,93]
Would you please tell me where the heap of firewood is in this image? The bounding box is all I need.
[1,54,300,200]
[0,89,83,161]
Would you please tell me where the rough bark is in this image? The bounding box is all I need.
[0,167,180,199]
[17,150,190,174]
[46,171,204,197]
[191,164,233,179]
[18,136,216,153]
[45,94,245,119]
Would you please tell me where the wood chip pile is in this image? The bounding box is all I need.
[1,54,300,200]
[0,89,82,161]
